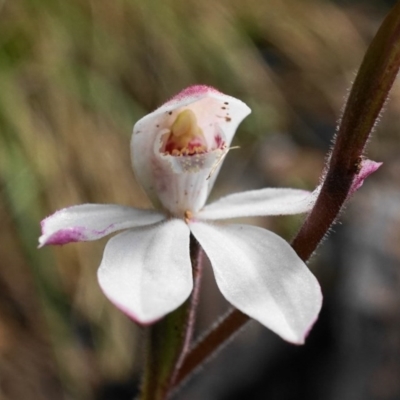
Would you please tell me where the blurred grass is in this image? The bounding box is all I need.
[0,0,397,399]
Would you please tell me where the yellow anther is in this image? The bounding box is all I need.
[164,109,207,156]
[171,109,198,138]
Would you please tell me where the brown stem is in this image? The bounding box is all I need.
[173,308,248,387]
[172,0,400,390]
[169,236,204,386]
[293,0,400,260]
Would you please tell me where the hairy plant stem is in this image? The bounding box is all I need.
[293,0,400,260]
[170,238,203,386]
[172,0,400,390]
[140,235,203,400]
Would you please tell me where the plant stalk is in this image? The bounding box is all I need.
[171,0,400,389]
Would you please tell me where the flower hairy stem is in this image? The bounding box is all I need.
[292,0,400,260]
[171,0,400,390]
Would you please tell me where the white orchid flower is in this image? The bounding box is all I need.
[39,85,322,344]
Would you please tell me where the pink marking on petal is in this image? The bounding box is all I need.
[41,224,116,246]
[214,133,225,149]
[45,227,87,245]
[164,85,221,105]
[100,293,160,326]
[350,159,382,196]
[300,286,323,345]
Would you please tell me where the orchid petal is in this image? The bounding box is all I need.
[98,219,192,324]
[350,158,382,195]
[190,222,322,344]
[39,204,165,247]
[131,85,251,213]
[197,188,318,220]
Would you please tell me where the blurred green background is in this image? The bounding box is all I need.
[1,0,400,399]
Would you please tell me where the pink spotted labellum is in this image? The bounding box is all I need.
[39,85,323,344]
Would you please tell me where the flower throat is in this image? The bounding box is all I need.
[164,109,207,156]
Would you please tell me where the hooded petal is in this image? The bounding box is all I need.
[190,222,322,344]
[39,204,165,247]
[131,85,251,215]
[98,219,193,324]
[197,187,318,220]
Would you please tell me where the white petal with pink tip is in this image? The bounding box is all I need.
[98,219,193,324]
[39,204,165,247]
[190,222,322,344]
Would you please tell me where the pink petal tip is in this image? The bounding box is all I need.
[41,227,87,247]
[350,159,382,195]
[102,295,160,326]
[164,85,221,105]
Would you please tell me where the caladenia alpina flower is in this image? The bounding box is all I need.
[39,85,322,344]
